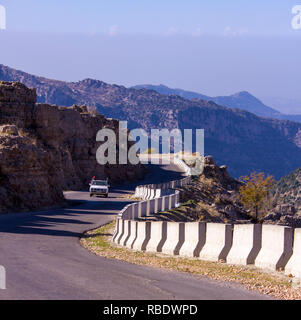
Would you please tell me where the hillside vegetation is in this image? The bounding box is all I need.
[275,168,301,211]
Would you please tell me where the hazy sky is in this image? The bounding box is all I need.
[0,0,301,112]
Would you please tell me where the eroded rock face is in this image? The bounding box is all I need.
[0,82,145,213]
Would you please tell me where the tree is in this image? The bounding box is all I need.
[239,172,275,221]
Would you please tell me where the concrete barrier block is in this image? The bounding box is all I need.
[154,198,159,213]
[131,202,138,220]
[137,201,142,218]
[126,221,138,249]
[255,225,293,271]
[146,200,151,216]
[175,191,180,206]
[179,222,206,257]
[144,187,149,200]
[161,197,166,211]
[132,221,151,251]
[136,186,142,198]
[145,221,167,253]
[140,201,147,218]
[112,218,121,243]
[116,219,125,245]
[143,187,148,199]
[285,229,301,278]
[168,195,172,210]
[199,223,233,262]
[155,189,161,198]
[171,194,176,208]
[149,199,155,215]
[121,205,131,220]
[149,189,155,199]
[161,222,185,255]
[119,220,131,246]
[227,224,262,265]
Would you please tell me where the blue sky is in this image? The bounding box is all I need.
[2,0,299,36]
[0,1,301,112]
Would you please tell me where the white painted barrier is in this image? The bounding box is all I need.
[112,218,122,243]
[149,199,155,215]
[161,222,185,255]
[179,222,206,257]
[128,203,137,220]
[116,219,125,245]
[126,221,138,249]
[198,223,233,262]
[255,225,293,271]
[132,221,151,251]
[145,221,167,253]
[140,201,147,218]
[119,220,131,246]
[227,224,262,265]
[133,156,193,200]
[285,229,301,278]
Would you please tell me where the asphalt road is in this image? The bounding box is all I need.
[0,163,271,300]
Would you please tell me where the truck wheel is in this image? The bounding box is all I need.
[90,194,93,197]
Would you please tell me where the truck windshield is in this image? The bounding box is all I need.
[92,181,108,186]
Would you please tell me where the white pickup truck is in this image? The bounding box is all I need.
[89,180,110,198]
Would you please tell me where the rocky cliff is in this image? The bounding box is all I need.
[0,82,145,213]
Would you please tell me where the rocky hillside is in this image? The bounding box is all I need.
[179,156,249,224]
[263,168,301,226]
[1,64,301,179]
[0,82,145,213]
[273,167,301,211]
[166,156,301,227]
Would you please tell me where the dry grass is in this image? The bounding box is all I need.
[119,194,143,201]
[81,220,301,300]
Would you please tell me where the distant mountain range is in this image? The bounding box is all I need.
[1,64,301,179]
[132,84,301,123]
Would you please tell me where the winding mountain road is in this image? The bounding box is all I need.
[0,163,270,300]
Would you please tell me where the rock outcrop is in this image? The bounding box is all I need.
[0,82,145,213]
[180,156,249,224]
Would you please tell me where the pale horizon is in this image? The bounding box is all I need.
[0,0,301,113]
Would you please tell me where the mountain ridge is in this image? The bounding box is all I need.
[1,64,301,179]
[132,84,301,122]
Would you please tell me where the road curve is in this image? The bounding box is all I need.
[0,163,271,300]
